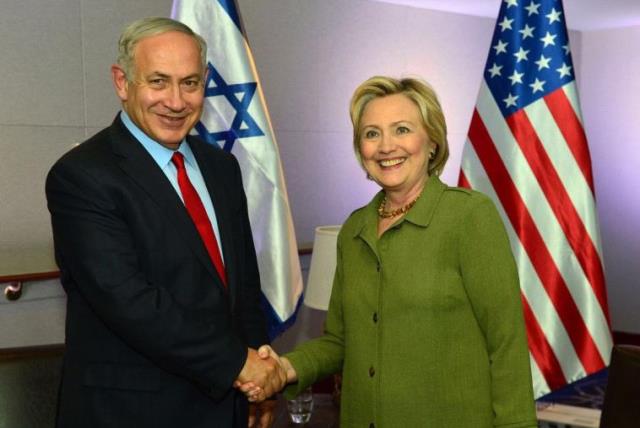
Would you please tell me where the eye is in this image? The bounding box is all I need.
[148,78,167,88]
[396,126,410,134]
[181,79,202,92]
[364,129,379,139]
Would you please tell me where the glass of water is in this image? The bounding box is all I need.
[286,387,314,424]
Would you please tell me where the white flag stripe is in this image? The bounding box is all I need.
[562,83,584,128]
[475,82,608,331]
[461,143,585,393]
[522,89,602,257]
[232,145,299,314]
[529,354,550,397]
[238,49,305,321]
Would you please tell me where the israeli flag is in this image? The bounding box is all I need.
[171,0,303,339]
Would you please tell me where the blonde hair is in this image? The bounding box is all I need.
[117,17,207,81]
[349,76,449,176]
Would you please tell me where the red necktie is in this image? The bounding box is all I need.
[171,152,227,288]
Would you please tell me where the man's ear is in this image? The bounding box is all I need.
[111,64,129,102]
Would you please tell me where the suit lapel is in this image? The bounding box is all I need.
[107,117,224,291]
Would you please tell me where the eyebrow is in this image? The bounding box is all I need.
[146,71,170,79]
[181,74,203,81]
[145,72,202,81]
[362,120,414,128]
[390,120,414,126]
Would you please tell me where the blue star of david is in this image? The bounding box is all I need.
[195,62,264,152]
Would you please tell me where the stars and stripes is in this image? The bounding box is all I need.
[459,0,612,397]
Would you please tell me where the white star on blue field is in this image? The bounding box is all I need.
[483,0,574,117]
[195,62,264,151]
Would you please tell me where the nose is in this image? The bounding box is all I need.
[164,83,187,112]
[378,132,396,153]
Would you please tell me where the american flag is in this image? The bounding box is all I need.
[459,0,612,398]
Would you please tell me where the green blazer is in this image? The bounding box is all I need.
[285,176,537,428]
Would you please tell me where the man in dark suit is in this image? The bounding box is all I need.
[46,17,284,428]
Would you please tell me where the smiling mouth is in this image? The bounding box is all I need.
[379,158,406,168]
[158,114,188,126]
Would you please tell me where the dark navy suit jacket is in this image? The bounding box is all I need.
[46,115,269,428]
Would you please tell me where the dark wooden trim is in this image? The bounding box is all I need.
[0,344,65,361]
[0,271,60,283]
[0,248,314,285]
[613,330,640,347]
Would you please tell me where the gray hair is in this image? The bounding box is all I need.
[117,16,207,81]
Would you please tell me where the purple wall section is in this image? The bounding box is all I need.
[578,27,640,334]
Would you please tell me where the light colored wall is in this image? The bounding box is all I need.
[579,26,640,333]
[240,0,495,246]
[0,0,173,275]
[0,0,173,348]
[0,0,637,350]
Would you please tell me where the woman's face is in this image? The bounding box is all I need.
[359,93,434,196]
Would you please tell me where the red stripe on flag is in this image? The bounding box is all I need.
[468,109,605,377]
[521,294,567,390]
[506,108,611,327]
[544,89,595,194]
[458,169,471,189]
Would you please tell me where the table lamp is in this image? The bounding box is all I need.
[304,225,341,311]
[303,225,342,406]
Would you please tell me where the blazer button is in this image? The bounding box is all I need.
[370,424,375,428]
[373,312,378,323]
[376,263,381,272]
[369,366,375,377]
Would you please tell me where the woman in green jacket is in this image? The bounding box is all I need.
[243,76,537,428]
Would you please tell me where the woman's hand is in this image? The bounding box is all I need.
[257,345,298,384]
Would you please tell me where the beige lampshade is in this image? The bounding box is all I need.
[304,225,341,310]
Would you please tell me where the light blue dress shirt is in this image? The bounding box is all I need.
[120,111,224,262]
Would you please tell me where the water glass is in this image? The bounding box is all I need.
[286,387,314,424]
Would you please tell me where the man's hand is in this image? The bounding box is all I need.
[235,345,297,402]
[237,348,287,401]
[248,400,277,428]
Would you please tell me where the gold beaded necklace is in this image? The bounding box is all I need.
[377,194,420,219]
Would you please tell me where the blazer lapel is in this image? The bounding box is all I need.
[107,117,224,291]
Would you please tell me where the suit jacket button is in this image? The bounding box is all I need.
[369,366,375,377]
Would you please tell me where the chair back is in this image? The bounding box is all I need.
[600,345,640,428]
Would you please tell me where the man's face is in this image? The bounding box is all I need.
[112,31,205,149]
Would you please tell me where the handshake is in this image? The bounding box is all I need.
[235,345,297,402]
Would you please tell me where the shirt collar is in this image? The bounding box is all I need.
[119,110,196,169]
[402,175,446,227]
